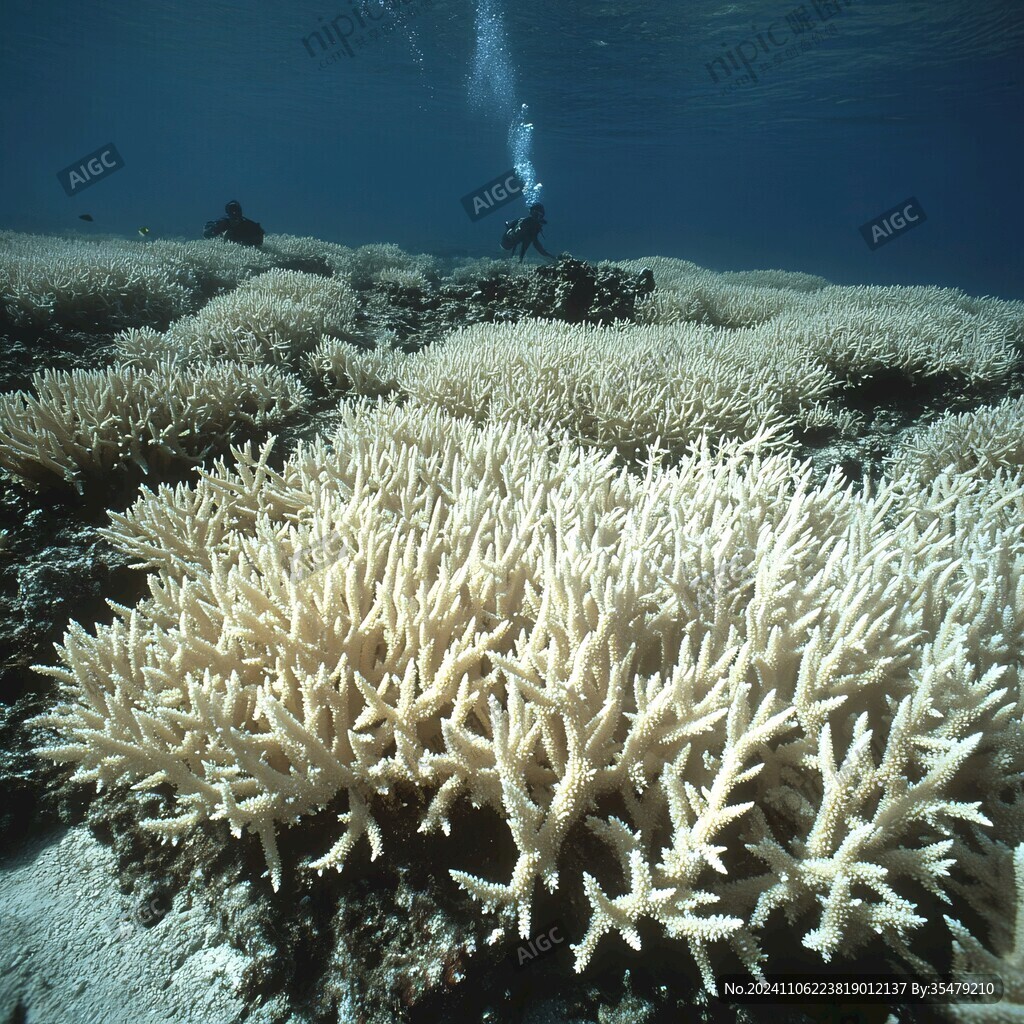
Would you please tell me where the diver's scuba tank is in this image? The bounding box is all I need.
[500,219,522,251]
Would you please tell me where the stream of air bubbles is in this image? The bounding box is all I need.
[469,0,542,205]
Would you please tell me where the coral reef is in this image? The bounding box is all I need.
[313,269,1021,468]
[359,255,659,349]
[943,843,1024,1023]
[2,229,1023,1023]
[390,318,834,457]
[31,398,1024,997]
[0,360,307,492]
[0,232,200,331]
[889,396,1024,482]
[159,269,359,369]
[309,336,405,400]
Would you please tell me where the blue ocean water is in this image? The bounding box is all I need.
[1,0,1022,297]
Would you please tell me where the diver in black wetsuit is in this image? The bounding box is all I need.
[502,203,556,263]
[203,200,265,247]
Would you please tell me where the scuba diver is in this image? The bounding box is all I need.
[203,200,265,247]
[501,203,556,263]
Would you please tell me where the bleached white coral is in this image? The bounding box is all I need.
[638,271,799,328]
[111,326,186,369]
[443,257,531,284]
[163,268,358,367]
[262,233,356,278]
[890,397,1024,482]
[395,318,834,457]
[607,256,705,287]
[943,843,1024,1022]
[777,292,1020,384]
[31,401,1023,992]
[620,252,1022,387]
[376,268,430,290]
[717,267,831,292]
[347,244,438,287]
[0,231,331,332]
[0,232,198,329]
[0,360,307,491]
[144,237,276,294]
[308,336,404,398]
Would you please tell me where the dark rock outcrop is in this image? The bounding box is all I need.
[361,257,656,350]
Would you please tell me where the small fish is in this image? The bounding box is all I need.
[138,226,150,237]
[78,213,94,222]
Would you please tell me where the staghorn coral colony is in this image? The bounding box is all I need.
[1,230,1023,1023]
